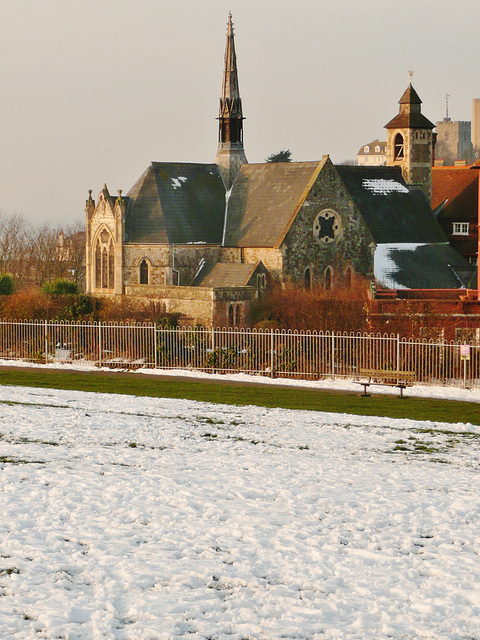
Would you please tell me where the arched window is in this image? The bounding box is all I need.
[345,267,353,289]
[304,267,311,290]
[140,259,149,285]
[394,133,404,160]
[257,273,266,289]
[324,266,333,292]
[94,229,114,290]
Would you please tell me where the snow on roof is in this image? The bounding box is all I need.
[170,176,188,189]
[362,178,409,195]
[374,243,426,289]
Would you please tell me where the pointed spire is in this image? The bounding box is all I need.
[215,12,247,188]
[219,12,243,124]
[218,12,244,140]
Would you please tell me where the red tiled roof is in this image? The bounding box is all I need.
[431,166,478,211]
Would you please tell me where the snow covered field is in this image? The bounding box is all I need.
[1,382,480,639]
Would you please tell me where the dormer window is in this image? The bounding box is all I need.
[452,222,469,236]
[375,145,380,153]
[364,146,369,153]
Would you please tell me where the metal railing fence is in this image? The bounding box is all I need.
[0,319,478,388]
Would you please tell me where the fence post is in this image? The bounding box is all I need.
[397,334,400,372]
[154,323,157,369]
[331,331,335,378]
[98,321,102,367]
[270,329,274,377]
[44,320,48,364]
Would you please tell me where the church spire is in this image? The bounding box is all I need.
[215,12,247,188]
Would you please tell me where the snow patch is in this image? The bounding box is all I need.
[170,176,188,189]
[374,243,426,289]
[362,178,409,195]
[0,383,479,638]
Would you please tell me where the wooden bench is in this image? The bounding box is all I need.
[355,369,416,398]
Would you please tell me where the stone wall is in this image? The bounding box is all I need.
[282,161,374,288]
[123,245,223,288]
[124,284,258,327]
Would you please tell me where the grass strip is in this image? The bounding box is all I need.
[0,366,478,426]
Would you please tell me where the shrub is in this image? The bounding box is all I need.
[0,274,14,296]
[42,279,79,296]
[252,281,369,332]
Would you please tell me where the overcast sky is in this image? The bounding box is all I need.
[0,0,479,226]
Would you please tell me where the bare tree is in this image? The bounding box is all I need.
[0,212,29,285]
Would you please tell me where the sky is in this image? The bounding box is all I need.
[0,0,479,226]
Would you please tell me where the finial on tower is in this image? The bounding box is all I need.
[409,68,413,84]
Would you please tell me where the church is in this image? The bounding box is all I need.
[85,14,475,326]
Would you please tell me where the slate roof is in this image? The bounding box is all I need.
[223,160,325,248]
[195,262,259,288]
[374,243,476,290]
[432,166,479,220]
[125,162,226,244]
[335,165,446,243]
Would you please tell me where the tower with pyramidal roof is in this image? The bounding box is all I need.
[385,76,435,204]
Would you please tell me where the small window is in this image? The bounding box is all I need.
[345,267,353,289]
[228,303,240,326]
[375,145,380,153]
[324,266,333,292]
[452,222,469,236]
[364,146,369,153]
[257,273,266,289]
[140,259,149,284]
[304,268,311,290]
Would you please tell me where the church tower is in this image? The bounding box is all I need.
[385,78,435,204]
[215,12,247,189]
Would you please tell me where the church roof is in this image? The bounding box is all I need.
[125,162,225,244]
[195,261,260,287]
[335,165,446,244]
[374,242,476,289]
[223,160,325,248]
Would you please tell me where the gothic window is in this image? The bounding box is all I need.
[95,244,102,289]
[324,266,333,292]
[257,273,266,289]
[304,268,311,290]
[394,133,404,160]
[140,259,149,284]
[94,229,115,290]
